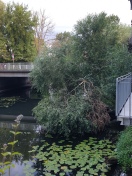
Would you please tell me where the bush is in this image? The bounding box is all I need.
[33,80,110,137]
[116,127,132,171]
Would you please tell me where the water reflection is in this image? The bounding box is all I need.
[0,121,37,131]
[0,88,41,175]
[0,121,41,176]
[0,87,41,116]
[4,161,27,176]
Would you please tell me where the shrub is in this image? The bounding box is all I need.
[33,80,110,137]
[116,126,132,171]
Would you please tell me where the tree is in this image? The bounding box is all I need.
[34,9,54,56]
[0,0,4,26]
[2,2,37,62]
[73,12,121,86]
[31,12,132,136]
[100,45,132,107]
[32,78,110,137]
[51,31,73,58]
[0,0,10,61]
[118,24,131,45]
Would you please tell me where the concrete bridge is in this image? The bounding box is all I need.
[0,62,34,92]
[0,62,33,77]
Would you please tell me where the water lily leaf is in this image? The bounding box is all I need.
[59,160,65,164]
[54,168,60,174]
[45,134,53,138]
[81,167,87,171]
[34,136,115,176]
[100,173,107,176]
[76,171,84,176]
[89,168,96,174]
[70,165,76,169]
[58,140,65,143]
[45,173,53,176]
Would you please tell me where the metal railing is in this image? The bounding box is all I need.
[0,62,34,71]
[116,73,132,116]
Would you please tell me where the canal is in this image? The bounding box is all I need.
[0,87,128,176]
[0,87,41,176]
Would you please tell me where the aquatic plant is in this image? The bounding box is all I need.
[0,114,23,175]
[0,97,20,108]
[30,136,116,176]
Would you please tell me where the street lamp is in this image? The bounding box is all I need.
[9,48,14,63]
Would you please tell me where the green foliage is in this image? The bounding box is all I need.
[30,55,67,94]
[71,12,132,107]
[0,1,10,61]
[0,0,5,26]
[33,94,91,137]
[116,127,132,171]
[33,80,110,137]
[31,12,132,108]
[31,12,132,138]
[118,24,131,44]
[30,137,116,176]
[100,46,132,107]
[52,31,74,58]
[73,12,120,85]
[1,2,37,62]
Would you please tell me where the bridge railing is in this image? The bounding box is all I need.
[116,72,132,116]
[0,62,34,71]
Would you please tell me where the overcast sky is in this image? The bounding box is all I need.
[3,0,132,34]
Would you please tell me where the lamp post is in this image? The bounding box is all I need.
[11,52,14,64]
[10,49,14,64]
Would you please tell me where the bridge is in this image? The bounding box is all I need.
[116,73,132,125]
[0,62,34,92]
[0,62,33,77]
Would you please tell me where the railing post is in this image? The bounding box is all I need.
[0,62,34,73]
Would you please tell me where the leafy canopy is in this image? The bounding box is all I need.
[1,2,37,62]
[31,12,132,136]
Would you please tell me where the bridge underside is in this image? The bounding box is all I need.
[0,77,31,93]
[0,71,30,77]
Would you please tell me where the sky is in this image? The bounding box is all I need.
[3,0,132,34]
